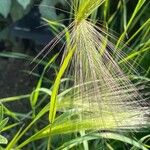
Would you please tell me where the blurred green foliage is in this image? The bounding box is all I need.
[0,0,66,43]
[0,0,32,21]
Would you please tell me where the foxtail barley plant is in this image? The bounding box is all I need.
[48,0,149,143]
[5,0,148,149]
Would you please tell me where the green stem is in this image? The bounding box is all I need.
[48,46,76,149]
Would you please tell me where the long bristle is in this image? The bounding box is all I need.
[58,19,149,131]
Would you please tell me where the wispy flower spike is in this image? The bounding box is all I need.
[49,0,149,134]
[57,19,149,131]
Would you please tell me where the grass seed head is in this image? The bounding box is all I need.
[58,19,149,131]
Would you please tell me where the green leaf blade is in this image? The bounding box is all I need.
[17,0,31,9]
[0,0,11,18]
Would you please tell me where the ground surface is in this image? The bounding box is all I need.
[0,54,36,112]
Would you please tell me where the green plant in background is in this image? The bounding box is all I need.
[0,0,150,150]
[0,0,66,21]
[0,0,31,19]
[39,0,67,20]
[0,0,66,47]
[0,0,32,42]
